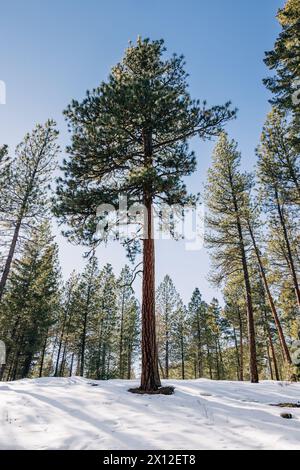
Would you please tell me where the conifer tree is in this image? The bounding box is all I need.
[188,288,207,378]
[206,299,225,380]
[205,133,259,383]
[244,202,292,365]
[156,275,180,379]
[54,271,80,377]
[223,274,247,381]
[117,266,139,379]
[95,264,117,379]
[0,121,59,301]
[264,0,300,132]
[54,38,235,391]
[172,301,189,379]
[76,256,101,377]
[0,221,60,380]
[257,111,300,310]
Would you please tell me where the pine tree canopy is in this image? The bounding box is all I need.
[55,38,235,247]
[264,0,300,125]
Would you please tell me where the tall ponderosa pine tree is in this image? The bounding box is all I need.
[205,133,259,383]
[257,110,300,311]
[244,199,292,366]
[0,121,59,301]
[54,38,235,391]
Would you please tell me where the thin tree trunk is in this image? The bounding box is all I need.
[196,311,203,378]
[228,165,258,382]
[239,234,258,382]
[80,282,92,377]
[275,188,300,310]
[0,218,22,300]
[39,334,48,378]
[165,335,169,380]
[207,346,213,380]
[237,308,244,381]
[263,309,280,381]
[158,358,165,379]
[248,222,292,364]
[119,290,125,379]
[266,342,274,380]
[69,353,74,377]
[54,291,72,376]
[127,344,132,380]
[234,212,258,381]
[233,327,241,381]
[59,343,68,376]
[181,333,185,380]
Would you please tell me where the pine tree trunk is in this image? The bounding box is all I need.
[39,334,48,378]
[60,343,68,376]
[196,312,203,378]
[127,344,132,380]
[0,217,22,301]
[248,222,292,364]
[165,334,169,380]
[236,214,258,382]
[140,198,161,391]
[241,255,259,383]
[266,342,274,380]
[80,283,91,377]
[69,353,74,377]
[275,189,300,310]
[228,165,258,382]
[207,346,213,380]
[119,291,125,379]
[22,353,33,379]
[233,327,241,381]
[269,339,280,382]
[181,334,185,380]
[263,309,280,381]
[237,308,244,381]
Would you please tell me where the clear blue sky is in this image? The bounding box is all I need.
[0,0,284,304]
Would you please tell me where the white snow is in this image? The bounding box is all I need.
[0,377,300,450]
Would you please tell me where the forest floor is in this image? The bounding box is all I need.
[0,377,300,450]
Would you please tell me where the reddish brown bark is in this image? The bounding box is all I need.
[140,199,161,391]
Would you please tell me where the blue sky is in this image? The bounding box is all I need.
[0,0,283,304]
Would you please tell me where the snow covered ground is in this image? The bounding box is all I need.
[0,377,300,450]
